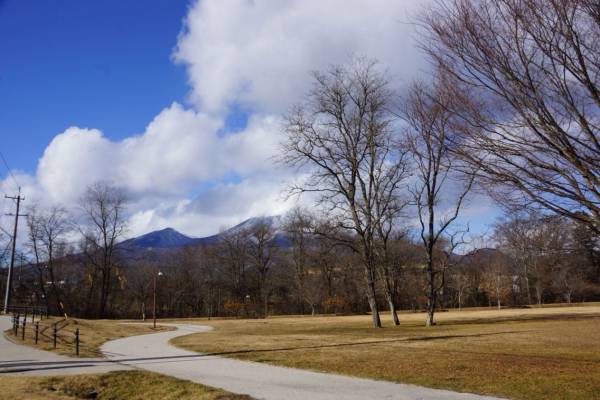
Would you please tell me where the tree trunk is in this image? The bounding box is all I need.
[99,267,111,318]
[365,272,381,328]
[496,284,501,309]
[385,291,400,325]
[264,293,268,319]
[85,270,97,318]
[426,301,435,327]
[426,259,436,327]
[524,269,532,305]
[380,267,400,326]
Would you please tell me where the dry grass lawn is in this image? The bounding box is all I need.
[0,370,251,400]
[172,303,600,400]
[4,317,172,357]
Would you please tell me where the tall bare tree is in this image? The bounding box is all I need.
[80,182,127,318]
[494,215,538,305]
[26,205,69,315]
[217,227,250,301]
[495,212,572,305]
[402,78,475,326]
[247,221,277,318]
[283,208,314,314]
[423,0,600,233]
[282,59,410,327]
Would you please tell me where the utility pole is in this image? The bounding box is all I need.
[3,188,26,314]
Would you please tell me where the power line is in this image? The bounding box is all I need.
[0,151,20,191]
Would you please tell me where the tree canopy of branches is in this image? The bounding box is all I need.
[26,205,69,315]
[80,182,127,318]
[247,221,277,318]
[423,0,600,233]
[401,78,475,326]
[282,59,410,327]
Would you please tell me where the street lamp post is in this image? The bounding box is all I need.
[153,271,164,329]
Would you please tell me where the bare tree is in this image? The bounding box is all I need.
[481,255,512,309]
[436,230,469,310]
[423,0,600,233]
[495,212,574,305]
[26,205,69,315]
[80,182,127,318]
[552,261,588,304]
[376,230,408,325]
[217,228,250,302]
[494,215,537,305]
[451,267,471,311]
[25,206,49,312]
[402,78,475,326]
[124,264,155,320]
[282,59,410,328]
[247,221,277,318]
[283,208,314,314]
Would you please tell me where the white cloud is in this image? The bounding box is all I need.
[174,0,429,114]
[37,127,119,204]
[3,0,435,239]
[128,176,297,237]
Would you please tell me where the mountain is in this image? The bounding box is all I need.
[119,227,197,250]
[227,215,284,234]
[116,216,289,262]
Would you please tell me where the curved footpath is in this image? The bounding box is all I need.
[0,316,128,375]
[101,323,504,400]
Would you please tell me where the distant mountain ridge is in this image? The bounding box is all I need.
[118,216,286,254]
[120,227,198,249]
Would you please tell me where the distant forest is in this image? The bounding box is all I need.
[2,204,599,321]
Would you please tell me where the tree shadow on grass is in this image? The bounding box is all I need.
[0,330,526,373]
[3,325,600,374]
[438,313,600,327]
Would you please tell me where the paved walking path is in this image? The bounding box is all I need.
[0,316,128,375]
[101,322,504,400]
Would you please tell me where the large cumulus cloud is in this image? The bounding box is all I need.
[2,0,434,238]
[174,0,427,114]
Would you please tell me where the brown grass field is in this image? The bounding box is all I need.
[0,370,251,400]
[4,304,600,399]
[4,317,172,357]
[172,303,600,400]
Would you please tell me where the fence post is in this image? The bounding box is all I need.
[53,323,57,349]
[35,322,39,344]
[21,319,26,340]
[14,314,19,335]
[75,328,80,356]
[12,315,16,335]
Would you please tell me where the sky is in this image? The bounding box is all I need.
[0,0,500,240]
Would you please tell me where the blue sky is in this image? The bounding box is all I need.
[0,0,190,174]
[0,0,499,240]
